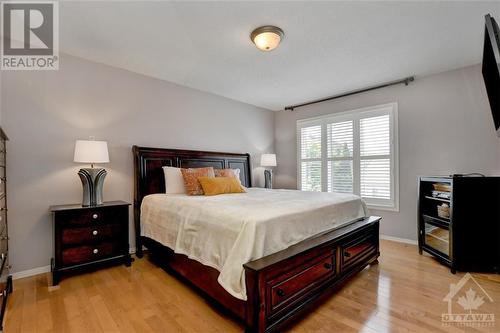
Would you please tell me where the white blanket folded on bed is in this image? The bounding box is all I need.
[140,188,368,300]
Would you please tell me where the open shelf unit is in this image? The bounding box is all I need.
[418,176,500,274]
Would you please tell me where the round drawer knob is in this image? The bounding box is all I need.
[93,249,99,254]
[324,262,332,270]
[92,230,98,236]
[276,288,285,297]
[92,213,99,219]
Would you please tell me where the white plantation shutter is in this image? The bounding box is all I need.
[297,103,398,210]
[328,160,353,193]
[301,161,322,191]
[299,125,322,191]
[360,115,392,203]
[327,121,354,193]
[300,125,321,159]
[361,159,391,199]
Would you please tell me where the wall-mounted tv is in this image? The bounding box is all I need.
[482,14,500,137]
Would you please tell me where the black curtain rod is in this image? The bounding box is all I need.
[284,76,415,111]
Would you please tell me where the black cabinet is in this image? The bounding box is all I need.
[418,176,500,273]
[50,201,132,285]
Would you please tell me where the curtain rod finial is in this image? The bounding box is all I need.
[405,76,415,85]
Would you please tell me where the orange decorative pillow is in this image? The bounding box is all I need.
[180,167,215,195]
[198,177,246,196]
[215,168,234,177]
[215,168,241,181]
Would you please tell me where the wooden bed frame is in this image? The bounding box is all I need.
[133,146,380,332]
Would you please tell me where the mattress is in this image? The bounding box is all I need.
[140,188,368,300]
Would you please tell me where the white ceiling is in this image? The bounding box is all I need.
[59,1,500,111]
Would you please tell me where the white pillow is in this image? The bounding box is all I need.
[162,166,187,194]
[232,168,241,180]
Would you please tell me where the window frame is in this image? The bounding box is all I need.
[296,102,399,212]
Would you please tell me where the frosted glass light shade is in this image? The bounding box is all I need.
[261,153,277,167]
[250,26,284,52]
[74,140,109,164]
[254,32,281,51]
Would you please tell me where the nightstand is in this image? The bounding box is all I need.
[50,201,132,285]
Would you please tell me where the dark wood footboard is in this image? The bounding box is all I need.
[244,217,380,332]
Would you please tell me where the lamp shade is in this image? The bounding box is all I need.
[74,140,109,164]
[260,153,277,167]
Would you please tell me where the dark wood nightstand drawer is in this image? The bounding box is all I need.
[62,241,121,266]
[57,208,120,227]
[61,224,123,246]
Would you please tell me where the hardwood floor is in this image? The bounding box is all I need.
[5,240,500,332]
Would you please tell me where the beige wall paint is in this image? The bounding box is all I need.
[274,64,500,241]
[1,54,274,273]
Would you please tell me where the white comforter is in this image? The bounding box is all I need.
[140,188,368,300]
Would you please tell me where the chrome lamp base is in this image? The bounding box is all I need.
[77,168,107,206]
[264,169,273,189]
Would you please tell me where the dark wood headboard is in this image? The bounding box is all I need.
[132,146,252,253]
[133,146,252,205]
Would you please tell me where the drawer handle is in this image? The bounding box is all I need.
[92,230,98,236]
[344,251,351,258]
[323,262,332,270]
[92,213,99,219]
[276,288,285,297]
[93,249,99,254]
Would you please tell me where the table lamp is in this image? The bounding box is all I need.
[261,153,277,189]
[73,139,109,206]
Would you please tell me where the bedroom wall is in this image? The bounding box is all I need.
[1,53,274,274]
[274,64,500,241]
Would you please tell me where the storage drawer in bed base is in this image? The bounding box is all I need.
[244,217,380,333]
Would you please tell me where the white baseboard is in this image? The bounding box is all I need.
[12,265,51,280]
[380,234,418,245]
[12,247,137,280]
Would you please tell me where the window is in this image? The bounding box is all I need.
[297,103,399,211]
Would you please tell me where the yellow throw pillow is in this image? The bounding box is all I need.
[198,177,246,196]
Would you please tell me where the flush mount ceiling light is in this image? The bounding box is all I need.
[250,26,284,52]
